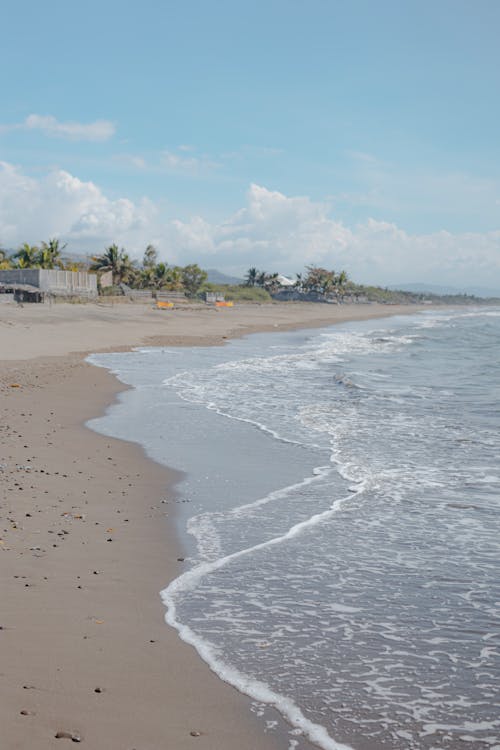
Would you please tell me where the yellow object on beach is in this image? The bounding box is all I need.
[215,301,234,307]
[157,301,174,309]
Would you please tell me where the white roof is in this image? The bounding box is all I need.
[276,274,295,287]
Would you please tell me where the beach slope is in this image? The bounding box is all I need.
[0,300,432,749]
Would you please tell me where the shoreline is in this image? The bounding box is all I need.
[1,356,291,750]
[0,301,442,749]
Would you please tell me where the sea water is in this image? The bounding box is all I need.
[88,308,500,750]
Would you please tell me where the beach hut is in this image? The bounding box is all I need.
[0,281,45,303]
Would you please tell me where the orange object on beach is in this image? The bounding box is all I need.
[157,301,174,309]
[215,301,234,307]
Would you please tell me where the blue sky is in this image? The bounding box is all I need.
[1,0,499,286]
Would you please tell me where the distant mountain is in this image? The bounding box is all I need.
[389,283,500,299]
[206,268,243,285]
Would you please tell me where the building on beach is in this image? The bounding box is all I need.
[0,269,98,301]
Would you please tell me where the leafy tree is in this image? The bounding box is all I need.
[165,265,184,291]
[181,263,208,297]
[142,244,158,271]
[304,266,336,295]
[13,243,40,268]
[0,249,12,269]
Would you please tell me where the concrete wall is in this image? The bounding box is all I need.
[0,269,98,297]
[0,269,40,287]
[99,270,113,288]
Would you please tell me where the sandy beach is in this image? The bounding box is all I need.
[1,299,434,749]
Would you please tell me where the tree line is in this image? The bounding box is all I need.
[0,240,208,298]
[1,238,351,300]
[89,244,208,297]
[0,239,70,270]
[244,265,350,296]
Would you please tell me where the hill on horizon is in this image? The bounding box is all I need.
[205,268,244,285]
[389,282,500,299]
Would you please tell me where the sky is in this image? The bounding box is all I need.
[1,0,499,287]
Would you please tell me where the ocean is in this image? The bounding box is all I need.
[88,307,500,750]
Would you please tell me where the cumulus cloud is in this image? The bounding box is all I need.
[1,114,116,141]
[0,161,155,251]
[0,162,498,287]
[171,184,500,285]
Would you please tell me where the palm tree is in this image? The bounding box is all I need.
[13,243,40,268]
[153,262,169,288]
[139,265,156,288]
[90,244,131,285]
[245,267,258,287]
[164,266,184,291]
[38,238,66,269]
[257,270,267,287]
[336,270,349,300]
[120,252,137,285]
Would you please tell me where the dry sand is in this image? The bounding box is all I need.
[0,299,435,749]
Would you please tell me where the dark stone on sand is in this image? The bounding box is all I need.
[177,557,185,562]
[94,687,103,693]
[55,731,82,741]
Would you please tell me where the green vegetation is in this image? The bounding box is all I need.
[0,241,208,299]
[1,241,497,306]
[0,249,11,269]
[6,238,67,269]
[245,265,350,297]
[200,282,272,302]
[90,245,207,296]
[90,244,135,285]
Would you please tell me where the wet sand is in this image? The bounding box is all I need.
[0,300,435,749]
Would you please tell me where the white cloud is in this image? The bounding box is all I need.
[0,163,498,288]
[1,114,116,141]
[170,184,500,285]
[0,161,155,251]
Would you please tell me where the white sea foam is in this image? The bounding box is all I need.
[88,307,500,749]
